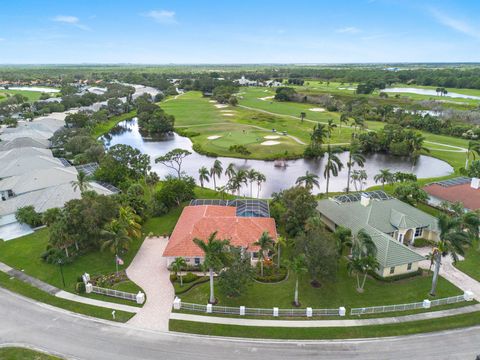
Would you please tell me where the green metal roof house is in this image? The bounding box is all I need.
[317,191,439,278]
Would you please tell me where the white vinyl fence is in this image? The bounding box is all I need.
[91,285,137,301]
[350,294,471,316]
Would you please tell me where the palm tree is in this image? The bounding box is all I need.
[274,235,286,269]
[339,113,349,131]
[374,169,394,189]
[285,255,307,306]
[465,141,480,169]
[348,255,379,293]
[71,170,90,194]
[334,226,352,257]
[326,119,337,142]
[118,206,142,240]
[323,145,344,196]
[351,229,377,258]
[253,231,275,277]
[246,169,258,198]
[171,257,187,286]
[352,117,365,131]
[210,160,223,189]
[198,166,210,188]
[407,132,429,166]
[101,219,131,274]
[295,171,320,190]
[311,123,327,150]
[193,231,231,304]
[430,214,470,296]
[351,169,368,192]
[461,211,480,245]
[300,112,306,122]
[346,137,366,193]
[255,172,266,198]
[224,163,236,180]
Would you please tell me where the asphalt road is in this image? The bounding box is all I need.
[1,288,480,360]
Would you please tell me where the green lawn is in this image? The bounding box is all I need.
[0,347,62,360]
[170,310,480,339]
[0,228,144,294]
[179,259,461,309]
[455,245,480,282]
[0,271,133,323]
[90,110,137,139]
[0,89,52,102]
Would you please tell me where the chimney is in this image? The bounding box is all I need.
[471,178,480,190]
[360,193,371,207]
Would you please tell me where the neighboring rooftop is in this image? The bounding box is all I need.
[0,137,50,151]
[163,204,277,258]
[0,153,65,179]
[189,199,270,218]
[424,177,480,211]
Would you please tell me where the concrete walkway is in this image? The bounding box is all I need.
[55,291,140,313]
[170,304,480,327]
[126,236,174,331]
[415,247,480,301]
[0,262,60,295]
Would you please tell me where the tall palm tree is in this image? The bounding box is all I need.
[351,169,368,192]
[300,112,306,122]
[295,171,320,190]
[346,137,366,193]
[193,231,231,304]
[334,226,352,257]
[374,169,394,189]
[210,160,223,189]
[430,214,470,296]
[224,163,236,180]
[311,123,327,150]
[101,219,131,274]
[323,145,344,197]
[255,172,266,198]
[351,229,377,258]
[348,255,379,293]
[339,113,349,131]
[198,166,210,188]
[118,206,142,240]
[171,257,187,286]
[274,235,286,269]
[461,211,480,244]
[285,255,307,306]
[326,119,337,142]
[352,117,365,132]
[407,132,429,166]
[465,141,480,169]
[246,169,258,198]
[71,170,90,194]
[253,231,275,277]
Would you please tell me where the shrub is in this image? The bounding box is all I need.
[15,206,42,227]
[182,272,198,284]
[170,274,178,282]
[254,266,288,283]
[413,238,435,248]
[76,282,86,294]
[369,268,423,282]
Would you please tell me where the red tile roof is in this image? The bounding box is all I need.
[423,183,480,210]
[163,205,278,257]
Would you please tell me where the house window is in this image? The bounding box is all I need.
[398,234,404,243]
[407,263,412,271]
[194,258,200,265]
[252,252,258,259]
[390,267,395,274]
[415,228,423,237]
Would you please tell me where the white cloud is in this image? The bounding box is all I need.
[144,10,177,24]
[429,8,480,40]
[52,15,90,31]
[336,27,361,34]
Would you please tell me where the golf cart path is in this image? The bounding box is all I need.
[126,236,174,331]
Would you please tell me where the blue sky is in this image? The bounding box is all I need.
[1,0,479,64]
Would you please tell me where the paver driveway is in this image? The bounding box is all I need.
[126,236,174,331]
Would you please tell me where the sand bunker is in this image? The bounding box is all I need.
[222,113,234,117]
[208,100,216,103]
[264,135,280,139]
[261,140,281,146]
[207,135,222,140]
[259,96,274,101]
[214,104,229,109]
[309,107,326,112]
[220,110,235,113]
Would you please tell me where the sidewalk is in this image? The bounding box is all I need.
[170,304,480,328]
[56,290,139,313]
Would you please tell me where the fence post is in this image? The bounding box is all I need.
[239,306,245,316]
[85,283,93,294]
[206,303,213,313]
[273,307,279,317]
[82,273,90,284]
[422,299,431,309]
[136,292,145,304]
[464,291,474,301]
[306,307,312,318]
[338,307,346,317]
[173,297,181,310]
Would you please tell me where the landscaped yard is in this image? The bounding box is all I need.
[455,245,480,282]
[178,259,462,309]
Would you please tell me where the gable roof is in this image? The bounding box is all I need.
[317,198,427,268]
[163,205,277,258]
[424,181,480,211]
[0,137,50,151]
[0,154,64,179]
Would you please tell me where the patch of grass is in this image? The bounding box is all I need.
[0,89,48,102]
[90,110,137,139]
[0,347,61,360]
[169,310,480,339]
[0,272,133,322]
[455,245,480,282]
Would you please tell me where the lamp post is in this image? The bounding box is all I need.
[58,258,66,288]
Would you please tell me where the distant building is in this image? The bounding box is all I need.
[317,191,437,278]
[423,177,480,211]
[163,199,277,267]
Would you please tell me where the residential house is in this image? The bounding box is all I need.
[423,177,480,212]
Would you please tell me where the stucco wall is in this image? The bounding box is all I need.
[379,261,419,277]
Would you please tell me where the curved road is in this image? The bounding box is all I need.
[1,288,480,360]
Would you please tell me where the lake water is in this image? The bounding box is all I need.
[383,87,480,100]
[102,119,453,197]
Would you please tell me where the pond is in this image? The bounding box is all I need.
[383,87,480,100]
[102,119,453,198]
